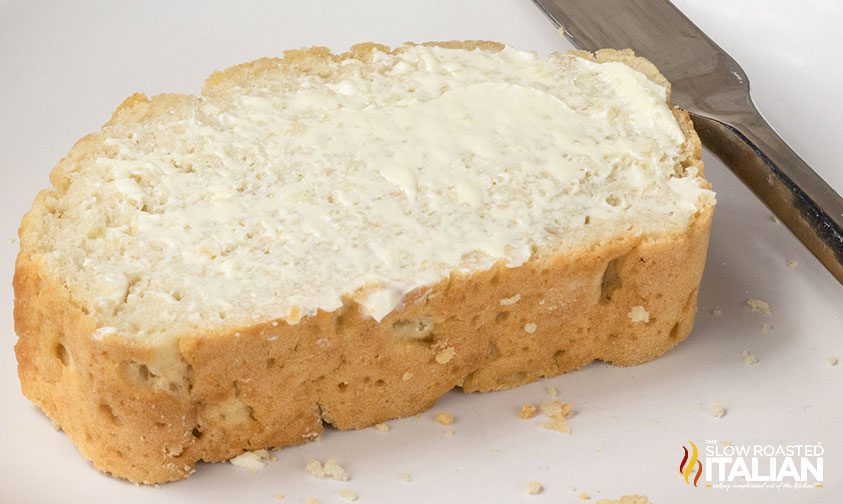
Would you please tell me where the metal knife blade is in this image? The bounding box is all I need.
[533,0,843,284]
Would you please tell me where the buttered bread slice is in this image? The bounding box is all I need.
[14,41,714,483]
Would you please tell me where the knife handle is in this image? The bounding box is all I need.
[691,108,843,284]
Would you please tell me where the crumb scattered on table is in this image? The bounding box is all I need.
[746,298,772,316]
[580,492,591,500]
[596,496,651,504]
[519,404,538,419]
[740,350,759,365]
[305,498,319,504]
[524,481,544,495]
[443,429,455,437]
[306,458,349,481]
[787,259,799,269]
[545,385,558,397]
[374,422,389,432]
[829,356,838,366]
[628,305,650,323]
[541,400,573,434]
[337,489,359,502]
[761,323,772,333]
[434,412,455,426]
[273,493,284,500]
[711,308,722,317]
[399,473,412,482]
[710,401,726,418]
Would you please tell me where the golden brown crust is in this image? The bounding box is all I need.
[14,41,714,484]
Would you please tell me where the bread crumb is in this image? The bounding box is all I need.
[740,350,759,365]
[541,400,573,434]
[402,371,413,381]
[229,449,271,472]
[399,473,412,482]
[596,496,651,504]
[273,493,284,501]
[435,346,456,364]
[628,305,650,323]
[337,489,358,501]
[787,259,799,269]
[519,404,538,419]
[710,401,726,418]
[746,298,772,316]
[306,458,349,481]
[546,385,558,397]
[580,492,591,500]
[524,322,538,334]
[434,412,455,426]
[711,308,722,317]
[374,422,389,432]
[829,356,838,366]
[305,499,319,504]
[761,323,772,332]
[524,481,544,495]
[8,236,17,244]
[500,294,521,305]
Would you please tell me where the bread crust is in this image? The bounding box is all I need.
[14,41,713,483]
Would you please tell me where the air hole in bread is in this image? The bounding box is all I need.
[669,322,680,340]
[487,342,500,360]
[191,426,203,439]
[98,403,122,426]
[120,360,152,385]
[553,349,566,366]
[600,258,622,303]
[266,357,276,369]
[391,316,435,341]
[495,311,509,322]
[375,379,386,387]
[337,381,348,392]
[55,342,70,366]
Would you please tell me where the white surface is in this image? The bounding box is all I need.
[0,1,841,502]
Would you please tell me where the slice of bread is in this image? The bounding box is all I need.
[14,41,715,483]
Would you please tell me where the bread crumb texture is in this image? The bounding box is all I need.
[13,41,713,483]
[710,401,726,418]
[524,481,544,495]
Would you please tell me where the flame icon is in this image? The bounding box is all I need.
[679,441,703,487]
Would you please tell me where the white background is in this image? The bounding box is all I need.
[1,1,841,502]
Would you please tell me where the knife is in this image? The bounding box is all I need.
[533,0,843,284]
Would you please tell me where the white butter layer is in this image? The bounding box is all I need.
[40,45,714,340]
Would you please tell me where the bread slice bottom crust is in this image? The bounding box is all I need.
[14,42,714,484]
